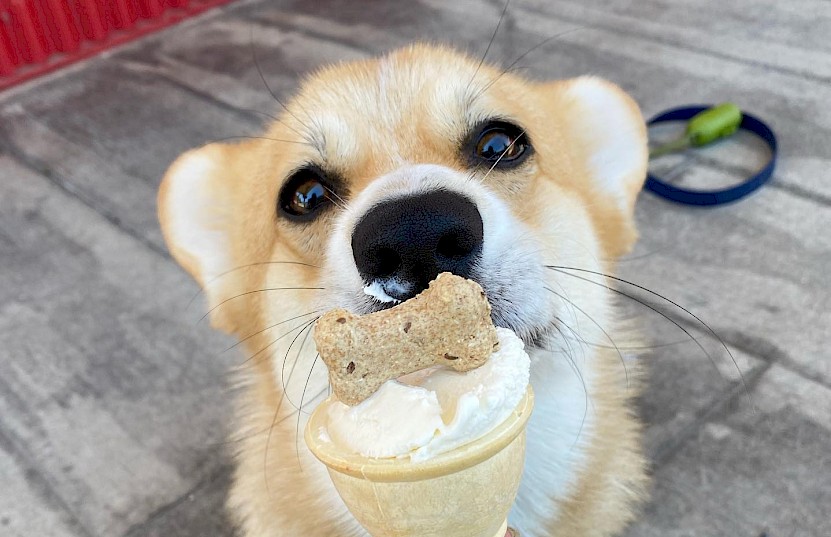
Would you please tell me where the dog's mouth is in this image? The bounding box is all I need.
[358,274,551,350]
[362,279,407,305]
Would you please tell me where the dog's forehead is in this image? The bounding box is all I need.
[317,47,480,119]
[288,46,513,171]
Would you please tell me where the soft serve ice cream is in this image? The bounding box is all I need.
[323,327,530,461]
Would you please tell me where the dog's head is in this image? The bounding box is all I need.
[159,43,647,390]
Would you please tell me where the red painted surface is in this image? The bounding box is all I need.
[0,0,235,89]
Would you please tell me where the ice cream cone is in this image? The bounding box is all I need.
[305,386,534,537]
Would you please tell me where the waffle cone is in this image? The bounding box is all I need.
[305,387,534,537]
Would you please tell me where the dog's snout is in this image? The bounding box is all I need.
[352,190,484,301]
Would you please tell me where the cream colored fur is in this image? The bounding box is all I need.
[158,44,649,536]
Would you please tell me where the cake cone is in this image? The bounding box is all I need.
[305,386,534,537]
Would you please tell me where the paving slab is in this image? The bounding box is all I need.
[623,364,831,537]
[0,63,256,252]
[620,187,831,386]
[634,318,766,465]
[0,156,235,536]
[121,16,369,114]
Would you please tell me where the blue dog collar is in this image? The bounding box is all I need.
[645,105,778,206]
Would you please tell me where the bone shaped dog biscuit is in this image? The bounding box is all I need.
[314,273,499,406]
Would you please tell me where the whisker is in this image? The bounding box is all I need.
[553,314,589,357]
[296,352,322,471]
[551,316,582,363]
[261,319,318,494]
[547,266,745,390]
[294,105,328,155]
[200,287,324,322]
[561,337,698,351]
[479,129,527,183]
[550,274,694,385]
[549,321,590,447]
[239,318,318,368]
[555,316,697,350]
[471,26,587,101]
[326,185,348,206]
[544,260,584,338]
[263,386,287,498]
[187,260,320,310]
[322,185,348,210]
[210,384,331,448]
[615,250,668,263]
[471,26,586,101]
[545,286,629,388]
[249,26,315,143]
[222,310,321,354]
[465,0,511,99]
[298,330,320,414]
[280,319,319,411]
[238,108,283,125]
[203,135,314,147]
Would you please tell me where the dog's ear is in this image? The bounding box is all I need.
[554,76,649,254]
[561,76,648,212]
[158,143,243,332]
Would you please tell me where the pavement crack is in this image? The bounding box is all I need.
[767,181,831,208]
[120,463,234,537]
[0,392,97,537]
[518,2,831,86]
[649,360,773,467]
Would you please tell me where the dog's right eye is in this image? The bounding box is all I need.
[278,168,333,220]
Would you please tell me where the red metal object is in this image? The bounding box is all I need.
[76,0,107,41]
[0,0,234,90]
[43,0,81,52]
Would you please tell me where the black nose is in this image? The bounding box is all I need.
[352,190,484,301]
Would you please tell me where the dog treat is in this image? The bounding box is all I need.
[314,273,499,406]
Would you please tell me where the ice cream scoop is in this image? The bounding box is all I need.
[323,327,530,461]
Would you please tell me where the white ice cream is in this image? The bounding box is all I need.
[322,327,530,462]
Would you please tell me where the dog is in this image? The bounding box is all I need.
[158,43,649,536]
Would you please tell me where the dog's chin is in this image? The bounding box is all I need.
[493,311,552,351]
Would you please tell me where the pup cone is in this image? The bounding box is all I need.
[304,386,534,537]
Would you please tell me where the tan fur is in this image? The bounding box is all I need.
[158,44,649,536]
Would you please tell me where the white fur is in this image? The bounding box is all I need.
[511,343,596,534]
[567,77,643,210]
[164,151,230,286]
[315,110,361,164]
[376,56,403,158]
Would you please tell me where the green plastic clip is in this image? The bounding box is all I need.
[649,102,743,159]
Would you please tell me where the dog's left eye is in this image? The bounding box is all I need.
[471,121,530,167]
[278,168,332,219]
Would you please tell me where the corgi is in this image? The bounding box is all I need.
[158,44,649,536]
